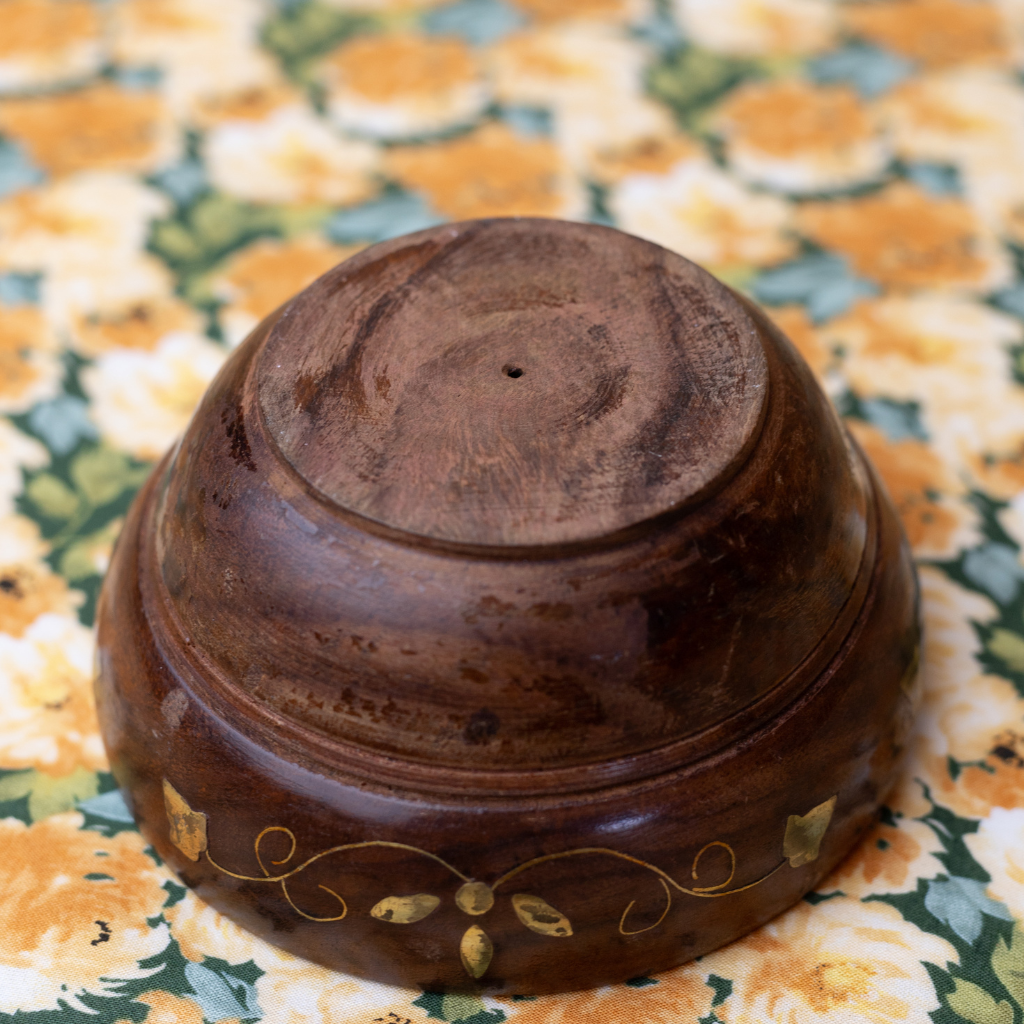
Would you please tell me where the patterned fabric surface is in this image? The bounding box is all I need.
[6,0,1024,1021]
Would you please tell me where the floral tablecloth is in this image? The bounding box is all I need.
[5,0,1024,1020]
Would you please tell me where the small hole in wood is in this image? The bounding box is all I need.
[505,366,524,379]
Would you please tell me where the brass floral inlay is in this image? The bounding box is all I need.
[370,893,440,924]
[783,795,837,867]
[163,780,838,979]
[460,924,493,979]
[163,779,207,862]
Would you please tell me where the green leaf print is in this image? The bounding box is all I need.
[988,629,1024,674]
[647,46,758,130]
[946,977,1014,1024]
[925,877,1012,945]
[992,923,1024,1010]
[26,472,79,519]
[70,447,141,507]
[0,767,99,823]
[261,1,374,89]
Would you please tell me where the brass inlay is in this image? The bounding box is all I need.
[783,796,837,867]
[163,779,207,862]
[455,881,494,916]
[460,925,493,979]
[512,894,572,937]
[164,781,838,979]
[370,894,440,924]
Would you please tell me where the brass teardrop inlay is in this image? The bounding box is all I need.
[511,894,573,937]
[460,925,493,978]
[370,894,440,924]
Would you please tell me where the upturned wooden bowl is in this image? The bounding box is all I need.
[95,218,920,995]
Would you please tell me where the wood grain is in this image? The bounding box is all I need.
[95,219,920,994]
[258,220,768,546]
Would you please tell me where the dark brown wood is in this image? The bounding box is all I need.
[94,218,920,995]
[259,220,768,546]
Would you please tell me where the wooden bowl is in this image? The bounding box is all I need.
[95,218,920,995]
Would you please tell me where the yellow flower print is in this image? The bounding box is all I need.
[81,332,227,461]
[878,69,1024,237]
[715,80,889,194]
[843,0,1010,71]
[165,888,270,966]
[0,172,173,333]
[965,808,1024,921]
[0,611,104,776]
[70,295,205,358]
[610,159,795,273]
[672,0,837,57]
[967,450,1024,500]
[386,122,586,220]
[496,961,714,1023]
[997,0,1024,69]
[0,513,49,567]
[112,0,283,121]
[0,304,61,416]
[0,0,106,93]
[939,730,1024,819]
[817,815,945,900]
[488,23,649,113]
[798,183,1011,292]
[203,106,380,206]
[211,235,363,348]
[0,420,46,518]
[488,22,675,176]
[120,990,216,1024]
[908,568,1024,818]
[317,0,446,9]
[589,131,703,185]
[824,296,1024,475]
[165,887,422,1023]
[0,83,180,178]
[0,557,81,639]
[0,813,171,1014]
[845,420,979,560]
[190,80,306,130]
[708,898,956,1024]
[322,33,490,140]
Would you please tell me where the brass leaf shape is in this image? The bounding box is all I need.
[370,894,440,924]
[512,894,573,937]
[162,779,208,862]
[783,795,837,867]
[455,881,494,916]
[460,924,493,978]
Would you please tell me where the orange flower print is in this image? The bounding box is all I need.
[798,183,1009,291]
[935,730,1024,819]
[0,0,105,92]
[716,80,888,193]
[843,0,1010,70]
[845,420,978,559]
[818,815,944,899]
[767,305,832,379]
[709,898,955,1024]
[0,83,180,178]
[322,33,489,139]
[212,236,363,347]
[0,813,171,1014]
[496,961,714,1024]
[386,123,585,220]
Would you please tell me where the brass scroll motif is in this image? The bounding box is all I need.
[163,781,837,979]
